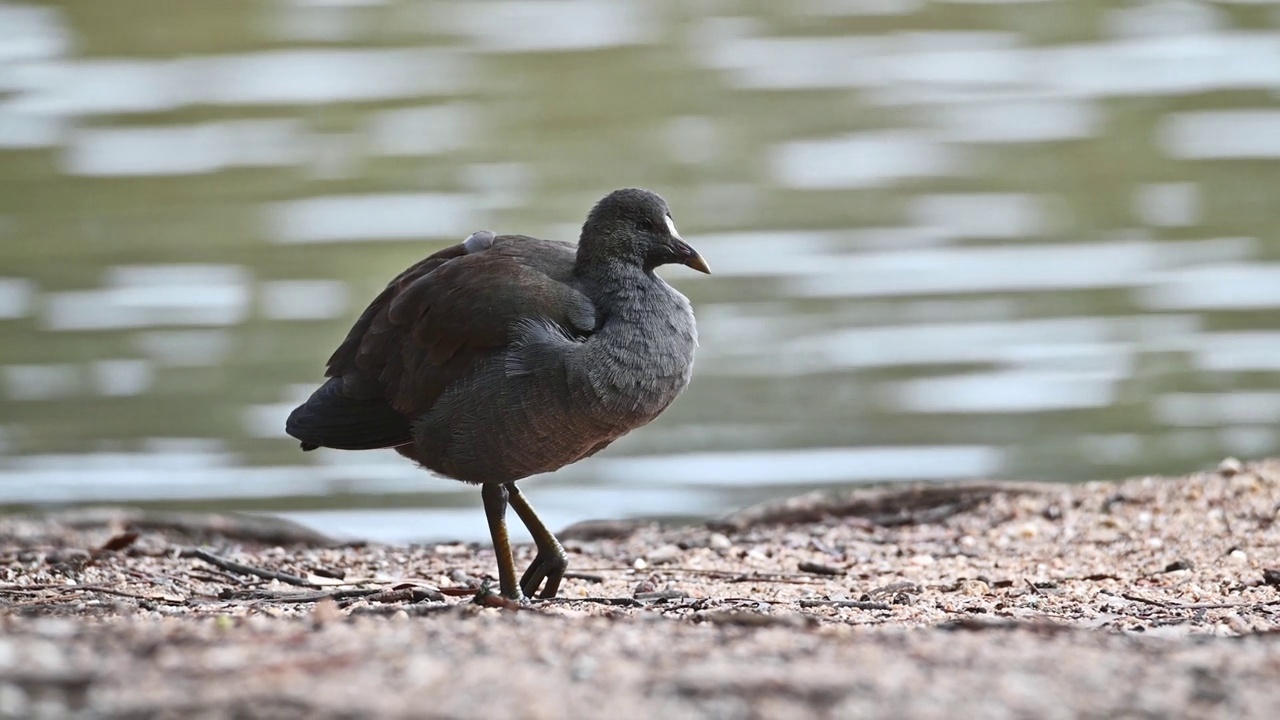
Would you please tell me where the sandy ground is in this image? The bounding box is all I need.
[3,459,1280,719]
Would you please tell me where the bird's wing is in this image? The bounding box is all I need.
[285,234,597,451]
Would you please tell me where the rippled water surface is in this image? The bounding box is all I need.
[2,0,1279,542]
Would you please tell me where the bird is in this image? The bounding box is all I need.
[285,188,709,602]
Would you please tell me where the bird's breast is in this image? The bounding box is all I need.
[572,294,697,430]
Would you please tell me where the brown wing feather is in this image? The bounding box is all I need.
[286,235,596,452]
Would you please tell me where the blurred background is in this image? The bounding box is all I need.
[2,0,1279,543]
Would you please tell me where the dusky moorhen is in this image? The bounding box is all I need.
[285,188,709,601]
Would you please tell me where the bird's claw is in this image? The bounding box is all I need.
[520,549,569,599]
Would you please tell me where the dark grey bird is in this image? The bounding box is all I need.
[285,188,709,602]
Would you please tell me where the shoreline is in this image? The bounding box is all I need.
[3,459,1279,718]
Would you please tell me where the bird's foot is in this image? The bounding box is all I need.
[520,548,569,599]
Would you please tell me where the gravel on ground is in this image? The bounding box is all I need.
[2,458,1279,719]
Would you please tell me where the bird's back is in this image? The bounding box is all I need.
[284,234,594,462]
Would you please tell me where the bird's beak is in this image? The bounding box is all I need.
[682,250,711,274]
[666,215,710,274]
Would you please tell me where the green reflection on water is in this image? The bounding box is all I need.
[2,0,1279,518]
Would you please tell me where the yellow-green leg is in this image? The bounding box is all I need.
[507,482,568,599]
[481,483,524,601]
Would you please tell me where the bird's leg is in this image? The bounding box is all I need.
[507,482,568,599]
[480,483,524,602]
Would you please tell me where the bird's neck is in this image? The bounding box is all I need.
[568,263,698,423]
[574,261,662,314]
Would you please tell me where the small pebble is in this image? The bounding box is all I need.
[909,554,935,566]
[632,557,648,571]
[708,533,732,550]
[798,561,843,576]
[1218,457,1243,477]
[647,544,683,565]
[633,573,662,596]
[1225,614,1253,635]
[449,568,481,585]
[1228,549,1248,564]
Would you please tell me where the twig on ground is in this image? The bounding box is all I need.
[797,561,845,576]
[0,583,82,593]
[337,587,443,608]
[94,531,140,555]
[186,570,245,585]
[551,566,828,585]
[0,583,184,605]
[182,548,316,587]
[83,585,187,604]
[1120,592,1174,608]
[1119,592,1280,611]
[223,588,383,604]
[635,589,689,601]
[797,599,892,610]
[730,573,826,586]
[543,597,644,608]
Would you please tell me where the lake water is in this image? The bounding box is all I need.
[2,0,1279,543]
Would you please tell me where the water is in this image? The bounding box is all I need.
[2,0,1279,544]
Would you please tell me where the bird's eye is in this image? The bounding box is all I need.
[637,217,656,232]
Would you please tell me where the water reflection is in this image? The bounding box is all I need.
[2,0,1279,542]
